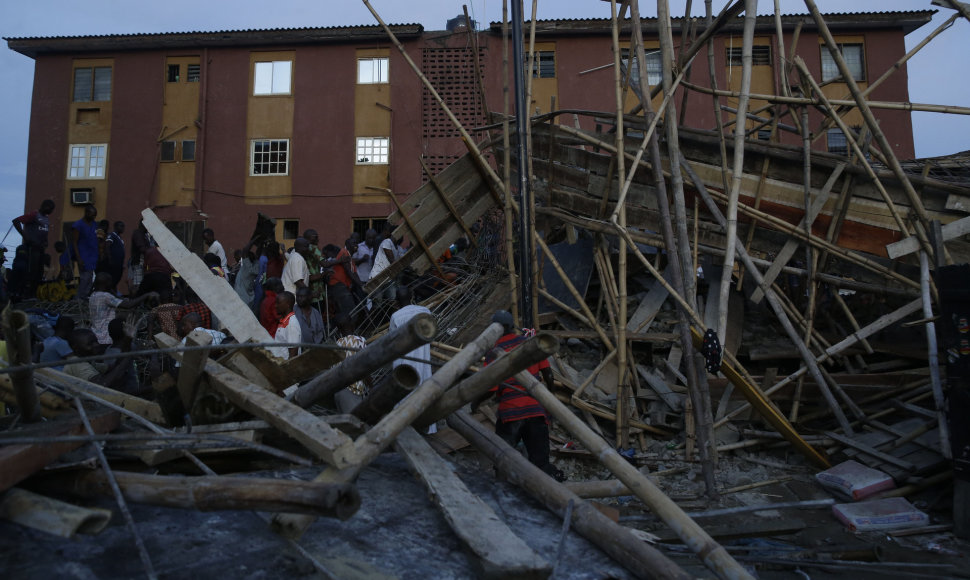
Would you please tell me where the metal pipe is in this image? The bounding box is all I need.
[511,0,533,327]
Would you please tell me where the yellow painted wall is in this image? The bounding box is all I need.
[725,37,775,131]
[64,58,113,224]
[354,48,391,204]
[246,50,294,205]
[529,42,558,116]
[158,55,200,206]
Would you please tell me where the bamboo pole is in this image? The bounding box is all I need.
[447,410,693,580]
[717,0,757,345]
[681,156,855,435]
[515,369,754,580]
[919,250,951,459]
[527,0,541,328]
[501,0,521,325]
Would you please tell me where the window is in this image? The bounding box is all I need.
[167,64,180,83]
[621,49,662,87]
[352,218,388,239]
[757,129,772,141]
[68,144,107,179]
[73,66,112,102]
[160,141,176,162]
[356,137,389,164]
[727,45,771,66]
[182,140,196,161]
[358,57,389,84]
[253,61,292,95]
[528,51,555,78]
[827,129,848,156]
[821,43,864,82]
[251,139,289,175]
[187,64,201,82]
[282,220,300,240]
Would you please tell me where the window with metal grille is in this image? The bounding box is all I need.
[528,51,556,78]
[251,139,289,175]
[68,144,107,178]
[187,64,201,82]
[726,45,771,66]
[73,66,112,102]
[821,43,864,81]
[167,64,180,83]
[160,141,176,162]
[757,129,772,141]
[182,140,196,161]
[827,129,849,156]
[253,61,292,95]
[620,48,663,87]
[356,137,389,164]
[358,57,389,84]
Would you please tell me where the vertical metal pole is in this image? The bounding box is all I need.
[511,0,534,328]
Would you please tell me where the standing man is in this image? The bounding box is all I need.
[294,286,324,347]
[105,221,126,292]
[281,237,310,294]
[483,310,564,481]
[324,238,359,318]
[11,199,55,299]
[353,228,377,284]
[202,228,227,271]
[302,229,328,309]
[271,291,301,360]
[128,220,151,297]
[71,204,99,300]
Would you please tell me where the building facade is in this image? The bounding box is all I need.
[6,10,932,261]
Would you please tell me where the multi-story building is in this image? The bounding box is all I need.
[5,10,932,262]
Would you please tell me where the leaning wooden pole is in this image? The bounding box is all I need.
[514,370,754,580]
[448,410,692,580]
[717,0,757,344]
[292,312,436,408]
[2,307,40,423]
[349,364,421,426]
[920,250,952,459]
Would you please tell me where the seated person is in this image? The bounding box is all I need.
[294,286,324,347]
[177,312,227,347]
[89,272,157,345]
[63,328,131,391]
[178,288,213,330]
[40,315,75,370]
[104,317,143,396]
[203,252,225,278]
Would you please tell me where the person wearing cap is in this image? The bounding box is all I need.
[483,310,565,481]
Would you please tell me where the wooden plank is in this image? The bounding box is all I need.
[636,365,683,411]
[39,368,166,425]
[420,156,478,247]
[395,427,551,579]
[0,410,120,492]
[652,517,806,543]
[825,431,917,472]
[627,265,672,333]
[886,215,970,259]
[156,333,355,468]
[141,208,272,344]
[751,163,845,304]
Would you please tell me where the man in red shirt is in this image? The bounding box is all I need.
[324,238,359,318]
[11,199,55,299]
[483,310,564,481]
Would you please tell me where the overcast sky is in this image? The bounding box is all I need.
[1,0,967,255]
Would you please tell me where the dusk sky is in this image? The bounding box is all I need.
[1,0,967,255]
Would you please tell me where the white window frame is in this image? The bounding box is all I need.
[821,43,864,82]
[356,137,389,165]
[253,60,292,95]
[358,57,389,84]
[250,139,290,176]
[621,49,662,88]
[68,144,107,179]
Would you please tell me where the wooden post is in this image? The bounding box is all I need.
[350,364,421,425]
[447,410,692,580]
[292,312,436,408]
[1,307,40,422]
[395,426,552,578]
[176,329,213,410]
[513,369,754,580]
[415,332,560,429]
[32,469,360,520]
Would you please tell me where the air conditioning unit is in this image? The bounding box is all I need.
[71,188,93,205]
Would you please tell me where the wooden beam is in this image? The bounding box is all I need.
[141,208,273,344]
[39,368,167,425]
[0,410,120,492]
[177,329,213,409]
[395,427,551,578]
[419,156,478,248]
[0,488,112,538]
[156,333,355,468]
[887,215,970,259]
